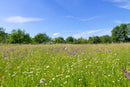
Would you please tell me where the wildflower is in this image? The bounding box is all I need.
[90,82,93,85]
[46,65,49,68]
[52,78,55,80]
[65,75,70,78]
[108,74,110,77]
[116,59,120,61]
[89,61,91,64]
[40,78,45,84]
[45,83,47,85]
[122,67,130,79]
[64,81,67,84]
[112,80,115,83]
[104,75,107,78]
[79,79,82,81]
[122,67,127,77]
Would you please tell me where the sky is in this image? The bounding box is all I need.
[0,0,130,39]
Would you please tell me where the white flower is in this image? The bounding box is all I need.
[108,75,110,77]
[112,80,115,83]
[46,65,49,68]
[52,78,55,80]
[40,78,45,84]
[79,79,82,81]
[64,81,67,84]
[65,75,70,78]
[45,83,47,85]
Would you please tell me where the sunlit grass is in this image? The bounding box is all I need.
[0,43,130,87]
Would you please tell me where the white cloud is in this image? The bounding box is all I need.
[119,4,130,9]
[5,16,44,23]
[114,20,129,24]
[79,16,99,22]
[66,15,99,22]
[66,16,75,18]
[53,33,59,36]
[106,0,128,2]
[105,0,130,9]
[73,29,112,39]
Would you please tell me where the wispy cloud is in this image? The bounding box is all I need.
[4,16,44,23]
[73,29,112,39]
[66,15,99,22]
[66,16,75,18]
[114,20,129,24]
[53,33,59,36]
[79,16,99,22]
[105,0,130,9]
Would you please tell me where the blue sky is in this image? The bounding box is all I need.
[0,0,130,39]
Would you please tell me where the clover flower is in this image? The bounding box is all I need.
[40,78,45,84]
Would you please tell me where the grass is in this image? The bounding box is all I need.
[0,43,130,87]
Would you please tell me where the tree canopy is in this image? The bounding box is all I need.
[8,29,31,44]
[111,24,129,42]
[32,33,50,44]
[0,23,130,44]
[0,28,8,43]
[52,37,65,44]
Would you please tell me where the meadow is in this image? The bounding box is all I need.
[0,43,130,87]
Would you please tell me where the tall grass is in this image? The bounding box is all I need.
[0,43,130,87]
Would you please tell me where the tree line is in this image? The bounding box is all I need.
[0,23,130,44]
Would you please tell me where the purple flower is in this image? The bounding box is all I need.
[122,67,130,79]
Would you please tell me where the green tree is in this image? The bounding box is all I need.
[24,33,32,43]
[77,37,87,44]
[100,35,112,43]
[65,36,74,44]
[93,36,101,44]
[8,29,31,44]
[32,33,50,44]
[119,24,129,42]
[73,38,78,44]
[52,37,65,44]
[111,24,129,42]
[127,23,130,41]
[88,36,101,44]
[88,37,94,44]
[0,27,8,43]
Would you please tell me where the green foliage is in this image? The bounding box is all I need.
[100,35,112,43]
[111,24,129,42]
[65,36,74,44]
[77,37,87,44]
[32,33,50,44]
[0,28,8,43]
[88,37,94,44]
[88,36,101,44]
[8,29,31,44]
[73,38,78,44]
[52,37,65,43]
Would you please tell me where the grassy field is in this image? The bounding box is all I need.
[0,43,130,87]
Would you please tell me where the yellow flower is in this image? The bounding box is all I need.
[89,61,91,64]
[90,82,93,85]
[65,75,70,78]
[124,73,126,76]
